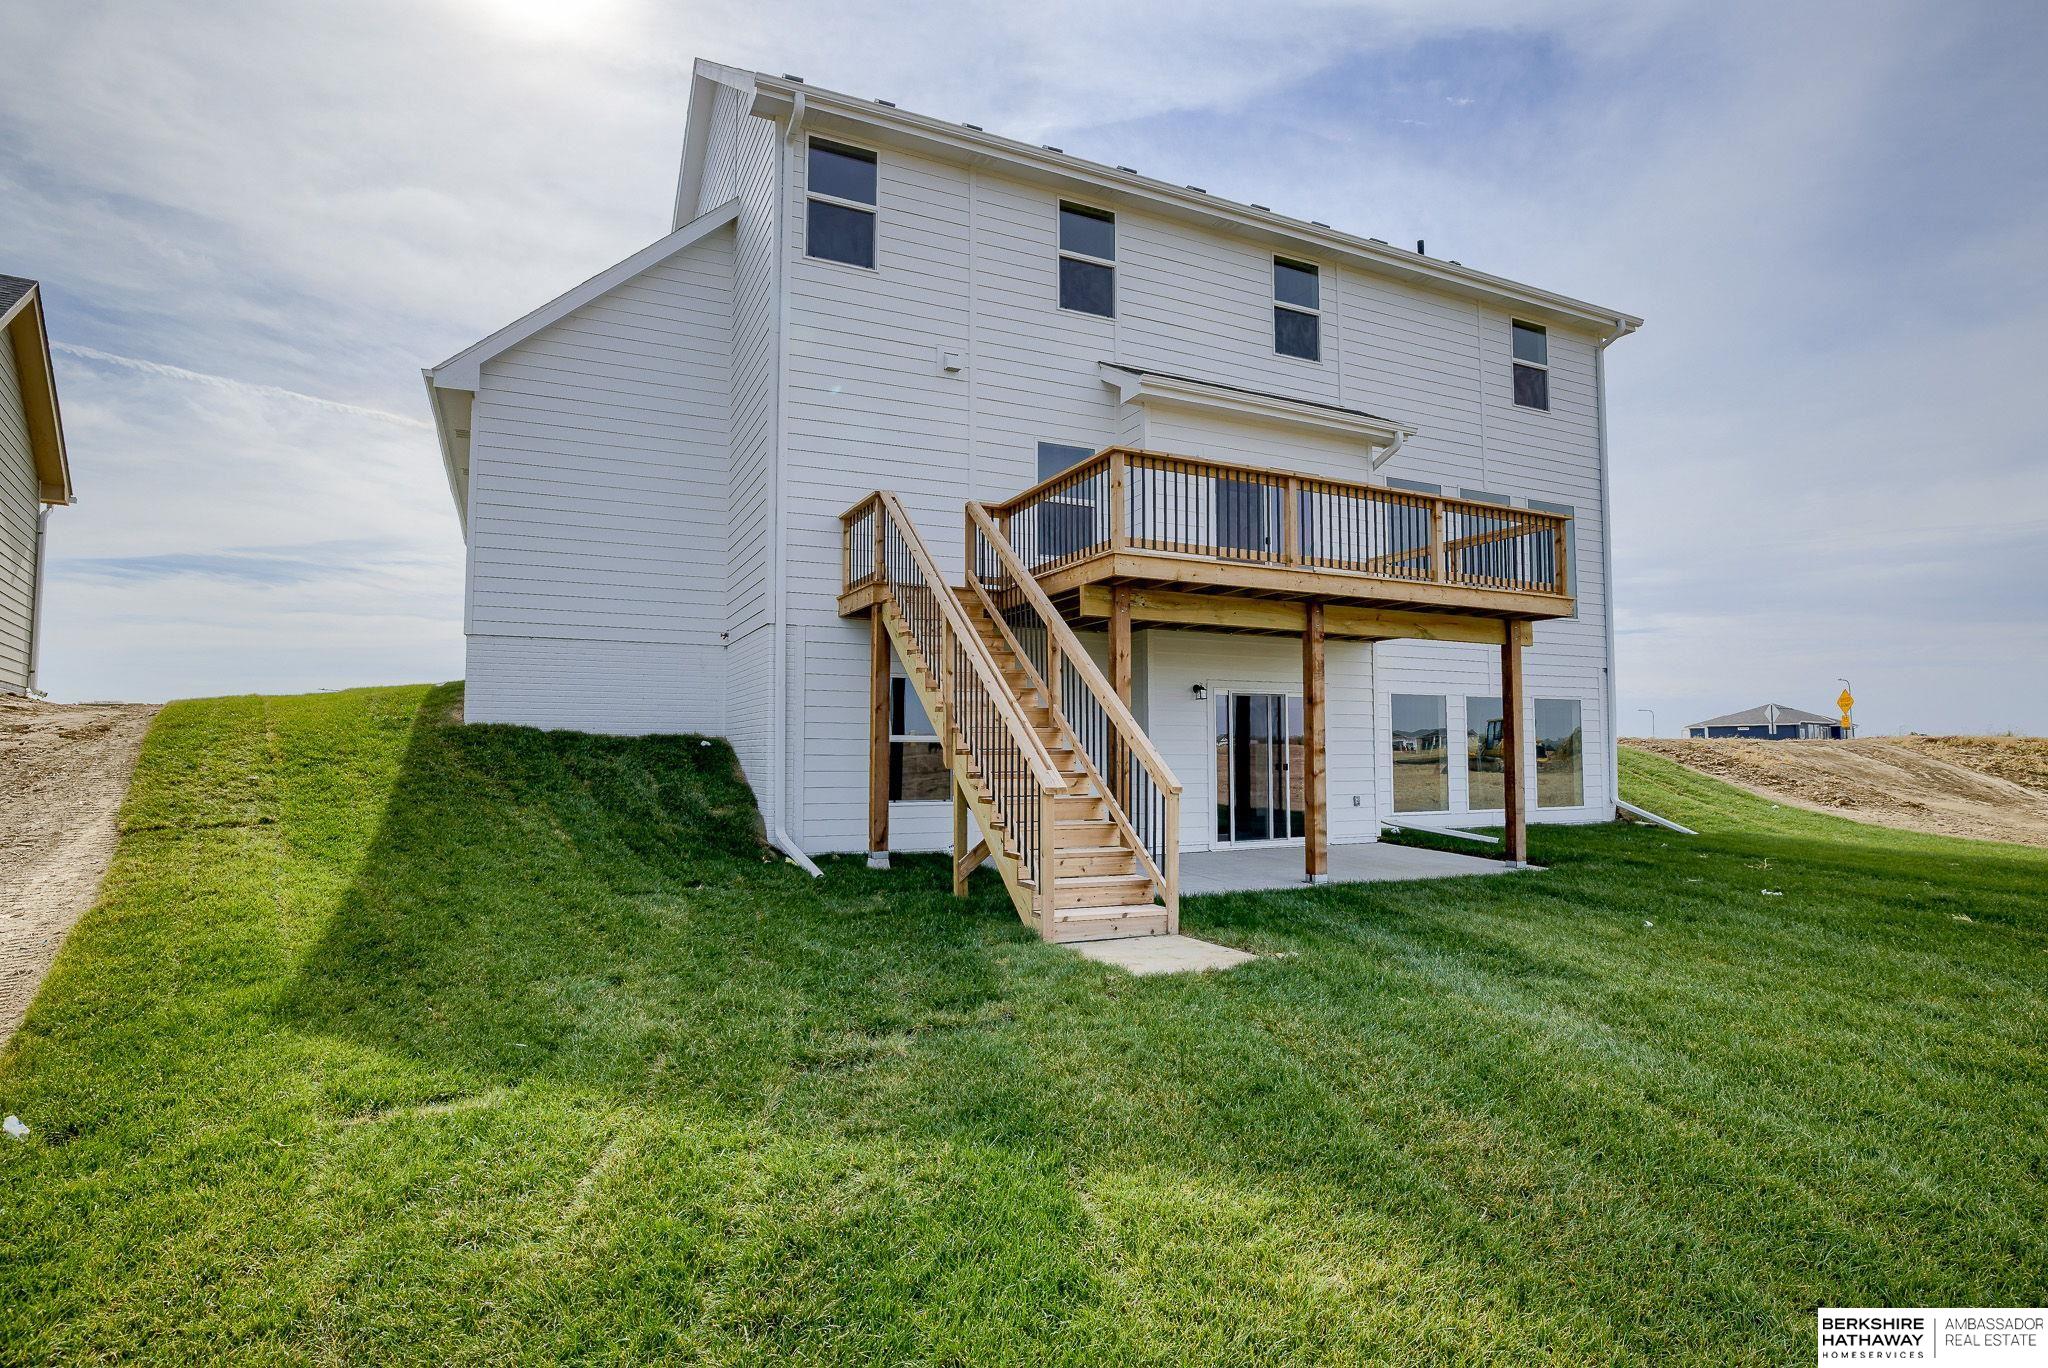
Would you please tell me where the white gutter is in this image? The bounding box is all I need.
[766,91,820,879]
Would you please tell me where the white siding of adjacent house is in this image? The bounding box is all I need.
[0,335,39,694]
[462,224,736,735]
[759,133,1615,852]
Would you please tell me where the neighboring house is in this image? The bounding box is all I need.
[1686,704,1852,740]
[424,60,1640,941]
[0,276,73,697]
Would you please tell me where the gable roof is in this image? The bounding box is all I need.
[677,62,1642,341]
[1687,704,1839,730]
[420,199,740,529]
[0,275,74,506]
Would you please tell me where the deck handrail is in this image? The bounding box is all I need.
[966,502,1181,923]
[985,447,1572,599]
[852,492,1067,891]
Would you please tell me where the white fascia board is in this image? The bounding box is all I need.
[1099,362,1412,457]
[425,198,740,394]
[670,63,759,231]
[746,74,1642,337]
[0,284,35,332]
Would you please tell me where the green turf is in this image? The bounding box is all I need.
[2,684,2042,1364]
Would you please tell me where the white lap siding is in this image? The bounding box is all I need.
[758,139,1613,851]
[463,225,735,734]
[0,338,38,694]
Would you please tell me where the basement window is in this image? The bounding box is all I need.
[1057,202,1116,317]
[1273,257,1321,360]
[1535,698,1583,807]
[807,139,877,269]
[890,678,947,801]
[1391,694,1450,813]
[1465,695,1505,810]
[1512,320,1549,410]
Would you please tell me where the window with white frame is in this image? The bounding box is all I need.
[890,677,948,801]
[1534,698,1583,808]
[1512,320,1549,410]
[1273,257,1321,360]
[1057,202,1116,317]
[1033,441,1100,560]
[1391,694,1450,813]
[806,139,877,269]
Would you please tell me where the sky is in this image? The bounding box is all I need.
[3,0,2044,735]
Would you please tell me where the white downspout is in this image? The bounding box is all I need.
[766,93,821,878]
[1595,328,1628,810]
[26,505,50,697]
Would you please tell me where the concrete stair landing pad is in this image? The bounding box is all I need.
[1070,934,1257,976]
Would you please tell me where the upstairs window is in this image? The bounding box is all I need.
[807,139,877,268]
[1057,202,1115,317]
[1273,257,1321,360]
[1512,320,1549,410]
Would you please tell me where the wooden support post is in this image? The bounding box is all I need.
[1303,600,1328,884]
[952,785,971,896]
[1429,498,1447,584]
[1108,585,1133,809]
[868,607,891,869]
[1500,620,1528,866]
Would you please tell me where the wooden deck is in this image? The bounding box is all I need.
[980,447,1575,634]
[837,447,1558,889]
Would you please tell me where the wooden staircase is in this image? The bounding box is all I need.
[853,491,1181,944]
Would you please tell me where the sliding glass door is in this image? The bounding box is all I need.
[1214,692,1306,843]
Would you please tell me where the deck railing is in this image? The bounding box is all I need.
[987,448,1572,599]
[966,503,1181,925]
[847,492,1066,895]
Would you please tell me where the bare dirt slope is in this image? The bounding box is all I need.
[1623,735,2048,848]
[1,695,158,1047]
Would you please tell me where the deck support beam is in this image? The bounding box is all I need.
[868,607,890,869]
[1303,600,1328,884]
[1500,620,1528,866]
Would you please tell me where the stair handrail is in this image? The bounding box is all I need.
[871,491,1067,795]
[966,502,1182,922]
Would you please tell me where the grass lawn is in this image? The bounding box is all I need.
[3,684,2043,1364]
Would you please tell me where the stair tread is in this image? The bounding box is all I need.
[1055,871,1153,887]
[1055,902,1168,922]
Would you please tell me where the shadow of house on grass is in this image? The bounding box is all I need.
[274,683,1020,1116]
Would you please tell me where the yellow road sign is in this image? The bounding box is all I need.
[1836,688,1854,724]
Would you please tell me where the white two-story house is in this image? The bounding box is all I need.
[424,60,1640,943]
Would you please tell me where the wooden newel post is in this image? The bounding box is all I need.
[1500,622,1528,866]
[1303,600,1328,884]
[869,607,891,869]
[1108,449,1130,551]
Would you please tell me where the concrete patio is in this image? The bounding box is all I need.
[1178,840,1514,895]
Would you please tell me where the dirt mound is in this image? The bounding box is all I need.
[1622,735,2048,848]
[2,694,158,1046]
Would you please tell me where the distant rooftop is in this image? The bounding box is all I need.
[1688,704,1839,729]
